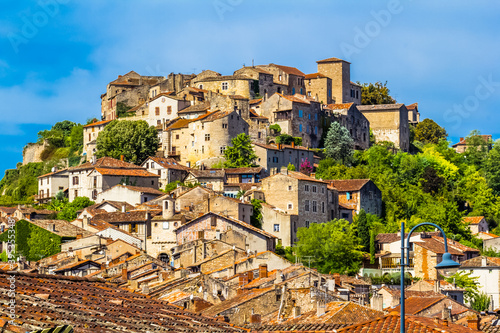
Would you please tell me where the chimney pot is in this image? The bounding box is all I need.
[259,264,268,279]
[120,155,124,162]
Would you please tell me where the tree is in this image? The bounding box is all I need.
[269,124,281,135]
[116,102,132,118]
[464,130,491,168]
[414,119,447,144]
[470,292,491,312]
[294,219,363,275]
[287,163,296,171]
[370,230,376,264]
[57,197,95,221]
[485,141,500,196]
[250,199,263,229]
[276,134,302,146]
[299,158,313,176]
[96,120,159,165]
[445,271,480,304]
[324,122,354,164]
[223,133,258,168]
[357,209,370,252]
[359,81,396,105]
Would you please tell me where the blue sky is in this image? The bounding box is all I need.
[1,0,499,175]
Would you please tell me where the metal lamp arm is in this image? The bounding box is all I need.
[404,222,448,264]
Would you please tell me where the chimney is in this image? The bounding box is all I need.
[122,204,126,213]
[141,283,150,295]
[467,315,480,330]
[163,198,175,219]
[76,233,82,240]
[259,264,268,279]
[291,141,295,148]
[250,314,261,324]
[293,306,301,318]
[442,307,451,321]
[280,166,288,175]
[120,155,124,162]
[121,267,128,280]
[48,223,56,232]
[333,273,341,287]
[370,292,384,311]
[247,270,254,282]
[482,257,487,267]
[82,216,89,229]
[275,270,284,284]
[317,301,326,317]
[434,279,440,293]
[460,137,464,142]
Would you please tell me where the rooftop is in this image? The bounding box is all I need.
[328,179,371,191]
[317,57,350,64]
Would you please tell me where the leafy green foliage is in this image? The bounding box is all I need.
[116,102,132,118]
[250,199,263,229]
[445,270,489,310]
[0,250,7,262]
[470,292,491,312]
[414,119,447,144]
[275,134,302,146]
[485,141,500,196]
[357,209,370,252]
[223,133,258,168]
[370,272,414,285]
[359,81,396,105]
[96,120,159,165]
[324,122,354,164]
[482,247,500,257]
[57,197,94,221]
[294,219,363,275]
[287,163,296,171]
[163,181,181,193]
[269,124,281,135]
[370,230,376,264]
[464,130,492,169]
[0,220,63,261]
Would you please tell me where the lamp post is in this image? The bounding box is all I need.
[399,222,460,333]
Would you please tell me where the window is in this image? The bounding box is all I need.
[222,82,228,90]
[322,202,325,213]
[312,201,317,212]
[72,176,79,185]
[220,146,226,154]
[308,113,311,120]
[274,224,280,232]
[322,187,325,194]
[312,185,317,193]
[205,134,210,141]
[298,110,303,117]
[305,221,310,228]
[288,185,292,191]
[299,124,302,132]
[288,203,293,210]
[279,75,282,81]
[346,192,351,200]
[74,190,78,198]
[292,87,295,94]
[272,157,278,163]
[342,213,349,219]
[369,191,373,200]
[93,177,97,188]
[155,107,160,116]
[305,200,310,212]
[157,120,162,126]
[222,123,228,129]
[315,114,318,121]
[308,91,311,97]
[201,146,204,154]
[167,106,172,115]
[163,222,169,230]
[315,126,318,135]
[305,184,309,191]
[176,134,179,140]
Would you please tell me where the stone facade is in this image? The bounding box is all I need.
[261,170,332,245]
[193,75,256,99]
[328,179,382,216]
[259,93,323,148]
[82,120,113,160]
[233,66,281,99]
[253,143,316,176]
[96,185,164,206]
[22,140,50,165]
[305,73,333,104]
[255,64,306,96]
[324,103,370,150]
[141,157,190,190]
[316,57,361,104]
[37,168,69,203]
[407,103,420,125]
[145,93,191,128]
[357,104,410,152]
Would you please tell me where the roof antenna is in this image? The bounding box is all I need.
[252,59,254,67]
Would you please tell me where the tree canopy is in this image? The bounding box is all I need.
[223,133,258,168]
[96,120,159,164]
[414,118,447,144]
[324,122,354,164]
[359,81,396,105]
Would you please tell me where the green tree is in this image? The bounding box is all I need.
[96,120,159,164]
[470,292,491,312]
[250,199,263,229]
[485,141,500,196]
[445,271,479,304]
[294,219,363,275]
[68,124,84,154]
[359,81,396,105]
[116,102,132,118]
[370,230,376,264]
[223,133,258,168]
[57,197,94,221]
[324,122,354,164]
[287,163,296,171]
[414,118,448,144]
[357,209,370,252]
[464,130,491,168]
[269,124,281,135]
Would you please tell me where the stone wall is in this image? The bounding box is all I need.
[22,141,49,165]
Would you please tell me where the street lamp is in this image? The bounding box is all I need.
[399,222,460,333]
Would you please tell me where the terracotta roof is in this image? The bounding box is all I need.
[325,103,354,110]
[29,220,93,238]
[165,117,192,130]
[279,93,311,105]
[189,169,225,179]
[92,210,161,224]
[317,57,350,64]
[95,167,160,178]
[249,98,263,105]
[378,286,442,298]
[37,168,69,179]
[339,203,355,210]
[305,72,329,79]
[478,231,499,238]
[390,295,448,315]
[83,119,113,128]
[53,259,101,273]
[203,287,274,316]
[452,135,492,147]
[160,289,191,303]
[460,256,500,268]
[252,142,310,151]
[95,200,135,212]
[145,156,191,171]
[225,167,262,174]
[376,232,441,244]
[228,95,248,100]
[0,271,246,332]
[337,314,480,332]
[463,216,485,225]
[149,92,184,103]
[406,103,418,110]
[69,157,143,172]
[0,207,16,214]
[269,64,305,77]
[414,237,464,255]
[328,179,370,191]
[197,74,253,82]
[249,109,268,119]
[101,184,164,196]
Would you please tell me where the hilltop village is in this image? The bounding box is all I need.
[0,57,498,332]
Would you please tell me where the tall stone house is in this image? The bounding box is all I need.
[315,57,362,104]
[255,64,306,96]
[259,93,323,148]
[163,110,249,168]
[357,104,410,152]
[140,156,191,190]
[327,179,382,216]
[100,71,165,121]
[82,120,112,161]
[233,66,284,99]
[253,142,316,176]
[305,72,334,104]
[260,170,338,245]
[406,102,420,125]
[67,157,159,202]
[192,75,258,100]
[324,103,370,150]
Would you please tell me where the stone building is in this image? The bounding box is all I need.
[324,103,370,150]
[175,212,276,253]
[459,256,500,310]
[149,72,196,98]
[452,134,493,153]
[96,185,164,206]
[406,102,420,125]
[462,216,489,235]
[261,170,337,245]
[233,66,283,99]
[193,74,257,100]
[327,179,382,216]
[253,142,316,176]
[259,93,323,148]
[316,57,362,104]
[305,72,334,104]
[36,168,69,203]
[145,93,191,128]
[67,157,159,202]
[140,156,191,189]
[255,64,306,95]
[100,71,165,120]
[357,104,410,152]
[82,119,112,160]
[163,110,249,167]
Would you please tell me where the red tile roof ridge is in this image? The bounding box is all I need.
[462,216,485,225]
[317,57,350,64]
[83,119,113,128]
[267,64,305,77]
[305,72,329,79]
